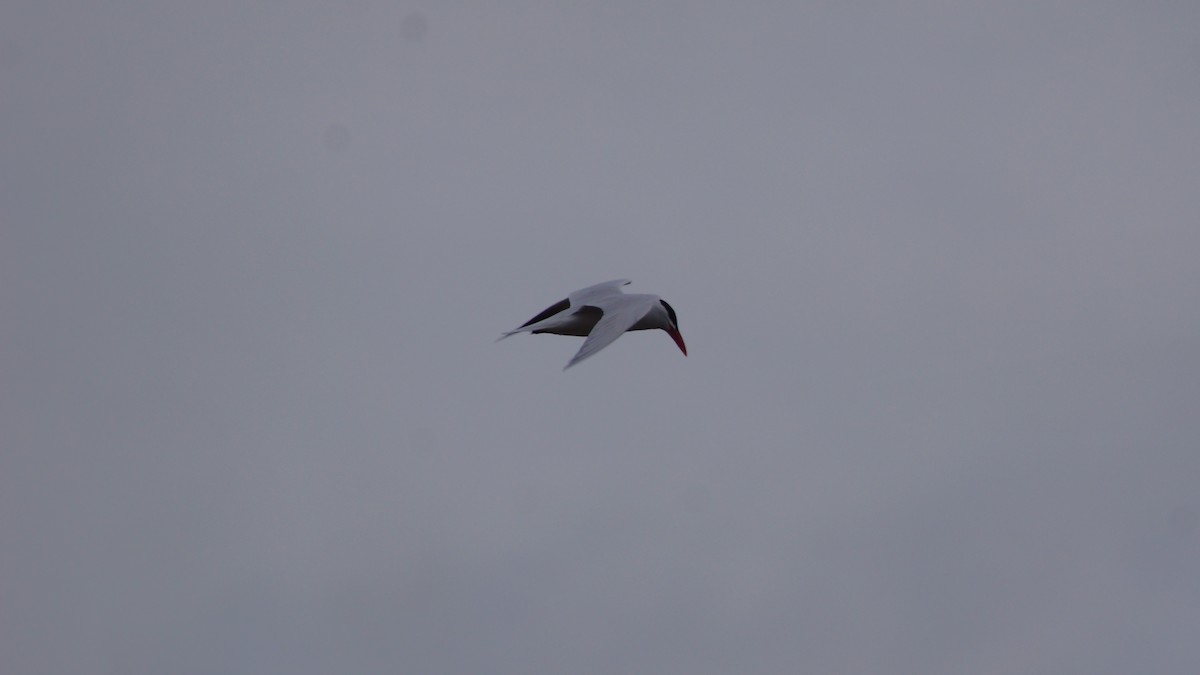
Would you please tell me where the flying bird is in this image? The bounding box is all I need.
[499,279,687,369]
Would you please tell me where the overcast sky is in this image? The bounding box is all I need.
[3,2,1199,673]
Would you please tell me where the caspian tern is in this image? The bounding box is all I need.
[500,279,687,369]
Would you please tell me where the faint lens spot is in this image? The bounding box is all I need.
[400,12,428,42]
[322,123,351,153]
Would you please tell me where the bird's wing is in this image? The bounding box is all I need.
[564,293,656,369]
[497,297,571,340]
[568,279,631,307]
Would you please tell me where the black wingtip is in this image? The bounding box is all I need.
[520,297,571,328]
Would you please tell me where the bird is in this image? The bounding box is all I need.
[499,279,687,369]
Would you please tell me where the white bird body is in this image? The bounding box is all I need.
[500,280,687,369]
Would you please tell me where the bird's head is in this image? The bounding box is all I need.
[659,300,687,356]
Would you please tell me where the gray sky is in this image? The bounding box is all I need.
[3,2,1199,673]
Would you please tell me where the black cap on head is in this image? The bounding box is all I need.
[660,299,679,328]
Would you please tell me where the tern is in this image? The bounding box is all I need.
[500,279,687,369]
